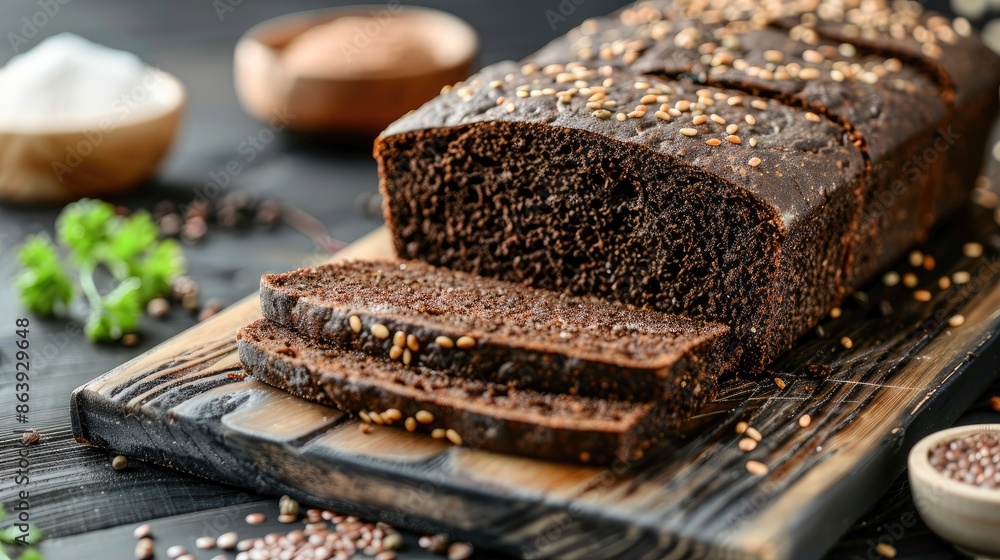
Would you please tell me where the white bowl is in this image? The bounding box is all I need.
[0,68,185,204]
[908,424,1000,558]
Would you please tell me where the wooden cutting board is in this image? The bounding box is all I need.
[70,225,1000,560]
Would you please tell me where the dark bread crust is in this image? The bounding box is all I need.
[260,260,733,402]
[238,319,679,465]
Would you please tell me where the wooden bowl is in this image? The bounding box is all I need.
[234,6,477,136]
[0,68,184,205]
[908,424,1000,558]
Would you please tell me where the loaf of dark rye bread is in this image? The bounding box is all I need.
[259,260,734,402]
[238,319,680,464]
[374,0,1000,371]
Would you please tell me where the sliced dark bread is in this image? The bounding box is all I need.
[259,260,734,403]
[237,319,678,465]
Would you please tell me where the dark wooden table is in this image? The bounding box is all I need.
[0,1,997,559]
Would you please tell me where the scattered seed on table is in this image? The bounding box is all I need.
[938,276,951,289]
[902,273,918,288]
[135,537,154,559]
[799,414,812,428]
[829,307,842,319]
[167,545,187,559]
[217,532,238,549]
[745,427,763,442]
[963,242,984,258]
[133,523,152,539]
[774,377,786,390]
[405,417,418,432]
[371,324,390,339]
[952,271,971,284]
[21,429,39,445]
[840,336,853,349]
[735,421,749,434]
[122,333,139,347]
[435,335,454,348]
[349,315,363,333]
[876,542,897,558]
[913,290,932,302]
[245,512,266,525]
[908,250,924,267]
[112,455,128,471]
[195,536,216,549]
[745,460,769,475]
[279,495,299,516]
[147,297,170,318]
[278,514,297,523]
[360,423,374,434]
[415,410,434,424]
[882,271,900,286]
[738,438,758,451]
[948,314,965,327]
[431,428,447,439]
[448,541,475,560]
[446,429,464,446]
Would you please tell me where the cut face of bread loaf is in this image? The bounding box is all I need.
[238,319,681,465]
[260,260,733,403]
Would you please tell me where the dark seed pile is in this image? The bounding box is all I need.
[928,432,1000,489]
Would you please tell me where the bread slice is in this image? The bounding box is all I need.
[238,319,679,464]
[259,260,733,403]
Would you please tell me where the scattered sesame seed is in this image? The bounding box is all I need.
[751,99,768,110]
[908,250,924,267]
[799,414,812,428]
[383,408,403,422]
[744,114,756,125]
[726,135,741,144]
[349,315,362,333]
[359,411,372,424]
[799,67,821,80]
[592,109,612,119]
[402,348,413,365]
[416,410,435,424]
[245,513,266,525]
[948,314,966,327]
[748,157,762,167]
[405,417,418,432]
[830,307,842,319]
[963,242,984,258]
[112,455,128,471]
[521,63,538,75]
[774,377,786,389]
[435,335,455,348]
[805,112,822,122]
[371,324,390,339]
[706,138,722,146]
[133,524,152,539]
[693,114,708,125]
[882,271,900,286]
[407,334,420,351]
[369,412,385,425]
[393,330,406,347]
[726,123,739,134]
[876,543,897,558]
[749,137,758,147]
[902,272,919,288]
[952,271,971,284]
[710,114,726,125]
[938,276,951,290]
[675,100,691,112]
[735,421,749,434]
[489,80,504,88]
[616,112,627,122]
[745,460,769,476]
[456,336,476,349]
[446,429,463,446]
[641,94,658,104]
[738,438,758,451]
[840,336,853,349]
[680,128,699,137]
[654,110,672,121]
[431,428,447,439]
[505,102,515,113]
[389,346,403,360]
[913,290,932,302]
[745,427,763,442]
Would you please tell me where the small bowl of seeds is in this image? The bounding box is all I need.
[908,424,1000,558]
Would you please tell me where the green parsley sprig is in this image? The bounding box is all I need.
[15,199,185,342]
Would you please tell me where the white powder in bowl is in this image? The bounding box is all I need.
[0,33,173,129]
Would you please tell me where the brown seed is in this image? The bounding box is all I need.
[748,156,762,167]
[726,123,739,135]
[902,272,919,288]
[725,134,741,144]
[147,297,170,318]
[948,314,965,327]
[446,429,463,446]
[20,428,39,445]
[402,348,413,365]
[829,307,842,319]
[195,536,217,549]
[389,346,403,360]
[406,334,420,352]
[908,250,924,267]
[456,336,476,349]
[122,333,140,347]
[415,410,435,424]
[952,271,971,284]
[217,532,238,550]
[751,99,768,110]
[913,290,932,302]
[774,377,786,390]
[349,315,363,333]
[371,324,390,339]
[706,138,722,146]
[738,438,758,451]
[431,428,447,439]
[405,417,418,432]
[359,423,374,434]
[745,427,762,442]
[938,276,951,290]
[735,421,749,434]
[876,542,897,558]
[710,113,726,125]
[799,414,812,428]
[923,255,936,270]
[882,271,900,286]
[383,533,405,550]
[370,412,385,425]
[435,335,454,348]
[448,541,474,560]
[181,292,199,312]
[963,242,984,258]
[245,513,266,525]
[112,455,128,470]
[840,336,853,349]
[745,460,769,475]
[693,114,708,125]
[132,523,152,539]
[167,545,187,558]
[135,537,154,559]
[990,396,1000,412]
[393,331,406,347]
[654,110,671,121]
[592,109,611,119]
[383,408,403,422]
[278,514,297,523]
